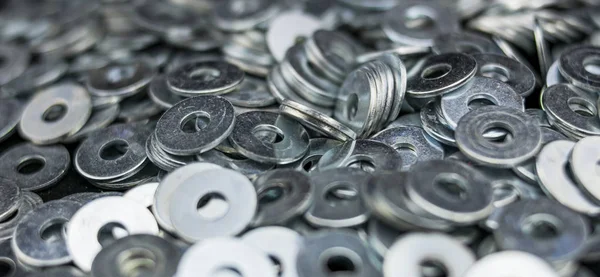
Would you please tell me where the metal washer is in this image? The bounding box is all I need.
[472,53,536,97]
[371,126,444,170]
[167,60,244,96]
[559,45,600,91]
[86,60,155,98]
[407,53,477,99]
[317,140,403,172]
[280,99,356,141]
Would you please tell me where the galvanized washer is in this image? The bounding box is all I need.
[224,76,276,108]
[559,45,600,91]
[464,251,560,277]
[371,126,444,170]
[12,200,82,267]
[0,98,23,143]
[19,83,92,144]
[86,60,155,98]
[148,75,184,109]
[0,143,69,192]
[536,140,600,216]
[305,168,371,228]
[230,111,309,164]
[167,60,244,96]
[407,53,477,99]
[384,233,476,277]
[74,123,152,181]
[66,197,159,272]
[91,234,181,277]
[155,95,235,155]
[280,100,356,141]
[542,84,600,137]
[242,227,302,277]
[455,107,542,168]
[406,160,494,224]
[252,169,312,226]
[267,11,321,62]
[472,53,536,97]
[0,191,42,241]
[317,140,403,172]
[378,53,408,126]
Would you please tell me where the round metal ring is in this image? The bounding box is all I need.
[224,76,276,108]
[167,60,244,96]
[570,136,600,201]
[86,60,155,98]
[472,53,536,97]
[371,126,444,170]
[0,191,42,242]
[242,227,303,277]
[407,53,477,99]
[464,251,560,277]
[559,45,600,91]
[455,106,542,167]
[230,111,310,165]
[280,100,356,141]
[19,83,92,144]
[542,84,600,137]
[0,143,69,192]
[317,140,403,172]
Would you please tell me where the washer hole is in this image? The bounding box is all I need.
[258,184,288,205]
[117,247,157,277]
[39,218,67,243]
[480,63,511,83]
[196,192,229,221]
[268,255,283,277]
[493,182,519,202]
[252,125,285,144]
[325,255,356,273]
[568,97,597,117]
[213,267,243,277]
[106,65,136,83]
[180,111,211,133]
[0,258,15,277]
[521,213,562,239]
[97,222,129,247]
[583,56,600,75]
[16,156,45,175]
[421,64,452,80]
[420,259,449,277]
[433,173,469,201]
[393,143,418,166]
[467,95,497,111]
[301,155,322,172]
[42,103,68,122]
[189,67,221,82]
[347,158,376,173]
[99,140,130,160]
[404,6,437,30]
[482,124,514,145]
[346,93,359,121]
[324,182,358,203]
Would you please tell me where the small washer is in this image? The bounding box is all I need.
[168,168,257,242]
[441,76,524,129]
[542,84,600,138]
[384,233,476,277]
[407,53,477,98]
[155,95,236,155]
[317,140,403,172]
[455,106,542,168]
[224,76,276,108]
[0,98,23,143]
[0,143,70,191]
[91,234,182,277]
[472,53,537,97]
[571,136,600,201]
[242,227,302,277]
[148,75,184,109]
[405,160,494,224]
[559,45,600,91]
[19,83,92,144]
[371,126,444,170]
[280,99,356,141]
[252,169,312,226]
[536,140,600,215]
[267,11,321,62]
[86,60,155,98]
[0,180,21,222]
[167,60,244,96]
[12,200,82,267]
[124,182,158,208]
[296,231,380,277]
[463,251,559,277]
[230,111,309,165]
[305,168,371,228]
[75,123,152,181]
[177,238,276,277]
[66,197,159,272]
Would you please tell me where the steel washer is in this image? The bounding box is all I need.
[86,60,155,98]
[407,53,477,99]
[472,53,536,97]
[371,126,444,170]
[166,60,245,96]
[559,45,600,91]
[542,84,600,138]
[570,136,600,201]
[0,192,43,242]
[280,99,357,141]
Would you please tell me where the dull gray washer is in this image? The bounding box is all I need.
[0,143,69,191]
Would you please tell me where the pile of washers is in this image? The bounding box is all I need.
[1,0,600,276]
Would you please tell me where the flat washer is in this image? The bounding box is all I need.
[441,76,524,129]
[86,60,155,98]
[124,182,158,208]
[537,140,600,215]
[75,123,152,181]
[384,233,476,277]
[155,95,235,155]
[472,53,536,97]
[267,11,321,62]
[455,107,542,167]
[305,168,371,228]
[317,140,403,172]
[0,143,70,191]
[406,160,494,224]
[252,169,312,226]
[91,234,181,277]
[542,84,600,137]
[19,83,92,144]
[280,100,356,141]
[66,197,159,272]
[230,111,309,165]
[571,136,600,200]
[463,251,559,277]
[0,180,21,222]
[148,75,184,109]
[0,191,42,241]
[242,227,302,277]
[0,98,22,143]
[169,168,257,242]
[224,76,276,108]
[559,45,600,91]
[177,238,276,277]
[407,53,477,99]
[167,60,244,96]
[12,200,82,267]
[371,126,444,170]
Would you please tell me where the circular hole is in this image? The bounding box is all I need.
[213,267,243,277]
[16,157,45,175]
[196,192,229,221]
[324,182,358,202]
[568,97,597,117]
[180,111,211,133]
[258,185,286,205]
[188,67,221,82]
[583,56,600,75]
[420,259,449,277]
[39,218,67,243]
[421,64,452,80]
[99,140,130,160]
[482,125,514,144]
[480,64,511,83]
[347,159,376,173]
[521,214,562,239]
[404,6,436,30]
[42,103,68,122]
[252,125,285,144]
[301,156,322,172]
[117,247,156,277]
[326,255,356,273]
[393,143,418,167]
[346,93,359,121]
[97,222,129,247]
[467,95,497,111]
[433,173,469,201]
[0,258,15,277]
[0,209,18,224]
[268,255,283,277]
[106,65,136,83]
[493,182,518,202]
